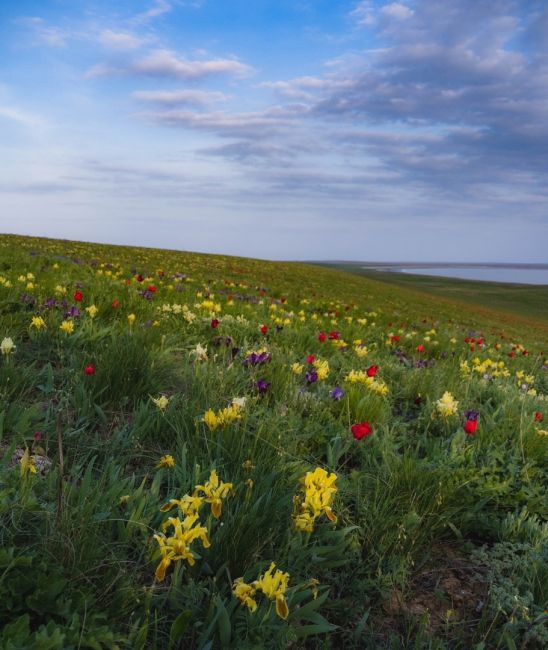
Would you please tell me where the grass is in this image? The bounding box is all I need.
[321,262,548,328]
[0,233,547,649]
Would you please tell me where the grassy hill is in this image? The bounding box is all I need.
[1,234,547,649]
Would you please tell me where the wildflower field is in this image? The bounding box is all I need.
[0,233,547,649]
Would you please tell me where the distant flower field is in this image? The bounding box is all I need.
[0,234,546,649]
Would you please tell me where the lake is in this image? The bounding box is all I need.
[397,266,548,285]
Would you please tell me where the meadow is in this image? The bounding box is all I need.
[0,233,546,649]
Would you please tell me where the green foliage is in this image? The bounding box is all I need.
[0,234,547,648]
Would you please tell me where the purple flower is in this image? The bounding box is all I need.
[139,290,154,300]
[330,386,344,401]
[305,370,318,384]
[244,351,271,367]
[256,379,270,394]
[64,306,81,319]
[464,410,480,421]
[43,297,57,308]
[20,293,36,306]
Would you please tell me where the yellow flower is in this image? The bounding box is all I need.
[203,409,219,431]
[20,448,37,477]
[1,337,16,356]
[160,494,204,516]
[194,469,233,518]
[233,578,258,613]
[294,467,337,532]
[127,313,136,326]
[435,391,459,418]
[152,395,170,411]
[153,514,211,580]
[85,304,98,318]
[55,285,67,295]
[156,454,176,469]
[59,320,74,334]
[291,362,304,375]
[253,562,290,620]
[30,316,46,330]
[313,359,329,381]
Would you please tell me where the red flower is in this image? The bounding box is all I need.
[366,364,378,377]
[390,334,400,343]
[534,412,543,422]
[416,344,424,353]
[318,332,327,342]
[74,291,83,302]
[329,331,340,340]
[211,318,220,328]
[34,431,43,441]
[111,299,120,309]
[136,274,144,282]
[464,420,478,435]
[147,285,157,293]
[306,354,315,364]
[351,422,373,440]
[260,324,268,334]
[84,365,96,375]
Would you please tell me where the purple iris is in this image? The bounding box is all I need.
[43,297,57,308]
[244,351,271,367]
[464,410,480,421]
[256,379,270,394]
[330,386,344,401]
[139,290,154,300]
[305,370,318,384]
[64,306,81,318]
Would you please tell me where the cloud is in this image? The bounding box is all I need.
[98,30,146,51]
[17,16,68,47]
[87,49,254,80]
[350,1,376,27]
[381,3,414,20]
[140,106,298,137]
[132,89,228,106]
[0,104,45,128]
[131,0,173,26]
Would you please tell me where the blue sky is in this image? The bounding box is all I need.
[0,0,547,262]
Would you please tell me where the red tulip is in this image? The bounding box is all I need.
[318,332,327,342]
[84,365,96,375]
[74,291,83,302]
[366,365,378,377]
[464,420,478,435]
[147,285,157,293]
[260,324,268,334]
[306,355,315,364]
[111,299,120,309]
[534,412,543,422]
[211,318,219,329]
[351,422,373,440]
[416,344,424,353]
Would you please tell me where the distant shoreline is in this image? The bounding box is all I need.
[315,261,548,270]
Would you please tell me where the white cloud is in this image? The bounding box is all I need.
[17,16,68,47]
[0,104,45,128]
[87,49,253,80]
[381,3,414,20]
[98,30,145,51]
[131,0,172,25]
[350,1,376,27]
[133,89,228,106]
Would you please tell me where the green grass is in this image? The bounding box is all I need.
[322,263,548,327]
[0,233,547,649]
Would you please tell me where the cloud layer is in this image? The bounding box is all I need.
[1,0,547,261]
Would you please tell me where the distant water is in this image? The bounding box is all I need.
[398,266,548,285]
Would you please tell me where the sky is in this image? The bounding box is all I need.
[0,0,547,262]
